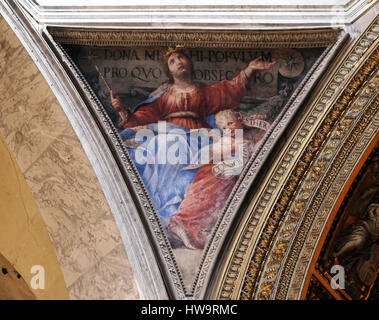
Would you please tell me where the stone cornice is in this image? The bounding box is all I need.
[17,0,377,29]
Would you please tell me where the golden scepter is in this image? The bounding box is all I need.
[95,65,112,92]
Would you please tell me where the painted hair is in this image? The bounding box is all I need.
[215,109,239,128]
[162,46,194,83]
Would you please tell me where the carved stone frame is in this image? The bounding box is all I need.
[44,27,346,299]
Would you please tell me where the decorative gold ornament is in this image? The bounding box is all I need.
[48,27,340,49]
[216,17,379,300]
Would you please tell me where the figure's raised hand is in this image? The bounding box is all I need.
[244,57,277,79]
[249,56,277,71]
[110,90,123,112]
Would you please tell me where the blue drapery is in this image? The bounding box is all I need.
[118,115,217,228]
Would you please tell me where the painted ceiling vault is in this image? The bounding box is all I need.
[0,0,378,300]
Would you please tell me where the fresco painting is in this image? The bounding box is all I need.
[311,149,379,300]
[63,44,324,284]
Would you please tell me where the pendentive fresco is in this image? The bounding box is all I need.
[61,42,325,291]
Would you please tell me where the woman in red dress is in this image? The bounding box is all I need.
[111,47,276,250]
[112,47,275,131]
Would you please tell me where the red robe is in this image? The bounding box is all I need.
[125,73,248,250]
[124,72,248,130]
[167,164,238,250]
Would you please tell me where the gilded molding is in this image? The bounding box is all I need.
[287,110,379,300]
[48,27,340,49]
[265,74,378,300]
[216,17,379,300]
[253,49,379,300]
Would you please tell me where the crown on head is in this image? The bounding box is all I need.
[164,45,186,58]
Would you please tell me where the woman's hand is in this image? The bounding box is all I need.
[111,90,130,126]
[244,57,277,79]
[110,90,124,112]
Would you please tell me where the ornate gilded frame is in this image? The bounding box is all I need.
[215,17,378,300]
[44,26,346,299]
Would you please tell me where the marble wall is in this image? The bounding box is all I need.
[0,16,139,299]
[0,131,68,299]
